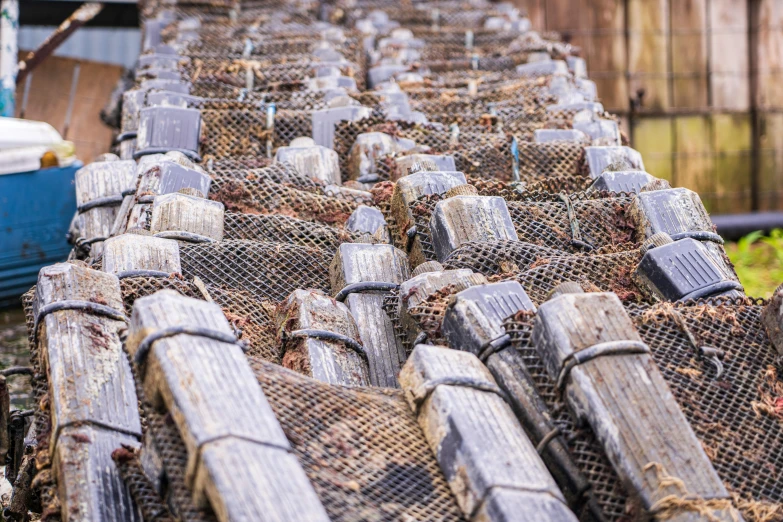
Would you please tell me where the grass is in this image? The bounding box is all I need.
[725,229,783,298]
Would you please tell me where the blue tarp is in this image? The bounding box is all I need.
[0,163,81,306]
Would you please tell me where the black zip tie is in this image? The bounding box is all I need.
[665,308,726,378]
[153,231,216,243]
[556,340,650,393]
[282,329,367,362]
[334,282,400,302]
[77,195,125,213]
[535,427,562,454]
[34,300,128,343]
[478,333,512,362]
[0,367,34,378]
[411,376,511,415]
[669,231,724,245]
[116,270,174,279]
[134,325,247,366]
[115,131,138,144]
[558,192,594,252]
[133,148,201,163]
[677,281,743,303]
[75,236,109,247]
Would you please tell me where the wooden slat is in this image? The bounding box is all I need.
[330,243,410,387]
[670,0,708,109]
[709,0,750,111]
[430,196,518,261]
[34,263,142,522]
[54,425,142,522]
[532,290,740,521]
[103,234,182,275]
[150,192,225,241]
[126,290,329,522]
[74,159,138,258]
[399,345,578,522]
[398,267,484,344]
[276,289,370,385]
[627,0,670,111]
[35,263,142,451]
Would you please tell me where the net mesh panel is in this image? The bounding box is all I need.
[443,240,567,277]
[250,358,467,521]
[179,240,332,302]
[210,176,360,226]
[516,251,643,304]
[223,211,368,252]
[185,57,366,92]
[503,298,783,521]
[118,276,280,361]
[516,140,587,180]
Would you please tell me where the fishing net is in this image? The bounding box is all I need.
[137,359,467,522]
[118,276,279,361]
[251,358,468,521]
[210,176,362,226]
[179,240,333,302]
[223,212,369,252]
[500,297,783,522]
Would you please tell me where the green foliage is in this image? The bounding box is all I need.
[725,229,783,298]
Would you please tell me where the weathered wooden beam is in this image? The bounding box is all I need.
[103,233,181,277]
[763,284,783,357]
[390,171,466,265]
[395,154,457,177]
[399,344,578,522]
[532,285,741,521]
[73,158,137,258]
[126,290,330,522]
[582,146,645,179]
[16,3,104,84]
[34,262,142,521]
[397,261,486,345]
[441,282,601,517]
[346,205,390,241]
[275,137,342,186]
[330,243,410,387]
[150,192,225,242]
[113,157,211,234]
[430,195,518,262]
[347,132,416,182]
[277,289,370,385]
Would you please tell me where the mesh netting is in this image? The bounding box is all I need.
[516,140,587,180]
[210,176,361,226]
[223,211,374,252]
[118,276,279,361]
[502,298,783,522]
[515,251,642,304]
[250,358,467,521]
[180,240,332,302]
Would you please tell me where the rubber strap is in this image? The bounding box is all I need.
[334,282,400,302]
[556,340,651,393]
[135,325,244,366]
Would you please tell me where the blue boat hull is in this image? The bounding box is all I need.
[0,163,81,307]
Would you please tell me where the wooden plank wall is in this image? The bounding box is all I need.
[13,55,122,165]
[516,0,781,214]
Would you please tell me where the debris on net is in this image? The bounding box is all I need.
[16,0,783,520]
